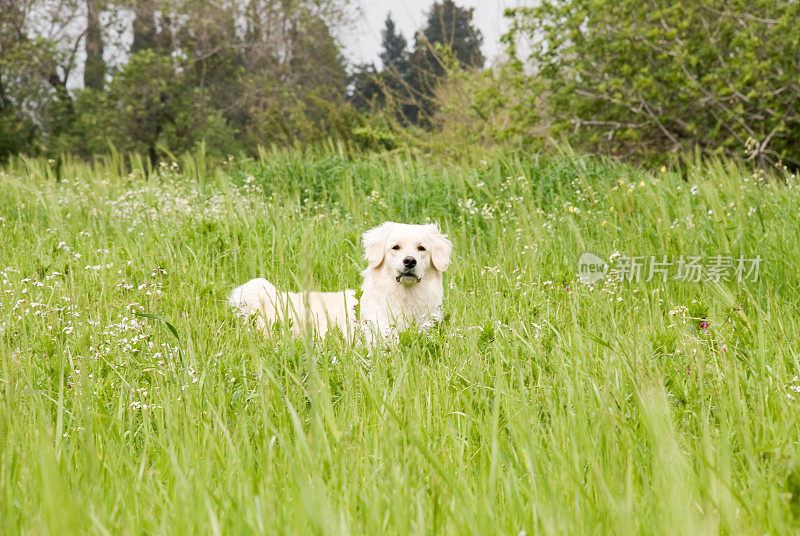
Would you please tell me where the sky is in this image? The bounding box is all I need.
[342,0,526,67]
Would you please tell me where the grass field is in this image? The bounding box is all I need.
[2,146,800,534]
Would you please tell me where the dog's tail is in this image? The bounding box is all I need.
[228,278,277,316]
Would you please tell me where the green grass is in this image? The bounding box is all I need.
[2,148,800,534]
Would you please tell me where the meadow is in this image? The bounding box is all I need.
[1,146,799,534]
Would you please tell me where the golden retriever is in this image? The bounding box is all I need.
[359,222,453,343]
[229,278,358,340]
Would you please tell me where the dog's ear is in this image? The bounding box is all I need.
[363,222,392,269]
[427,224,453,272]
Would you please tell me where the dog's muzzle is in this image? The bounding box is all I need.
[396,271,421,283]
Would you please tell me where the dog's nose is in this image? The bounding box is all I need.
[403,256,417,268]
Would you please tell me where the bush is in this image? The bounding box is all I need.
[429,65,547,155]
[53,51,241,161]
[506,0,800,168]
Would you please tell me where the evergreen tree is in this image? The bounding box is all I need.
[378,14,413,117]
[416,0,483,74]
[349,14,408,111]
[348,63,381,110]
[379,14,407,71]
[406,0,484,125]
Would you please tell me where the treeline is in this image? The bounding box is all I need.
[1,0,358,161]
[3,1,800,168]
[0,0,483,162]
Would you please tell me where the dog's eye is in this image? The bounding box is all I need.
[391,244,400,250]
[417,245,426,251]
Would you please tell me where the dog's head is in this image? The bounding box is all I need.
[362,222,453,286]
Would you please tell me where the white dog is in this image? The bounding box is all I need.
[359,222,453,342]
[229,278,358,340]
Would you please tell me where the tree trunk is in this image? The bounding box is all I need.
[84,0,105,89]
[132,0,158,52]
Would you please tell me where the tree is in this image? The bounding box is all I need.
[347,3,485,128]
[0,0,88,156]
[76,0,355,157]
[348,63,381,110]
[1,0,356,160]
[415,0,483,73]
[349,14,410,111]
[380,13,408,71]
[84,0,105,89]
[104,51,198,162]
[378,13,413,115]
[0,91,37,161]
[506,0,800,167]
[406,0,484,125]
[131,0,161,52]
[226,1,355,146]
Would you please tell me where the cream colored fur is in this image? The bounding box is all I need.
[359,222,453,343]
[229,278,358,340]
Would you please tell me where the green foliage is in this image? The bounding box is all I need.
[348,15,412,114]
[1,0,356,161]
[404,0,484,125]
[413,0,484,74]
[505,0,800,167]
[52,52,239,160]
[380,14,408,70]
[0,36,68,158]
[351,125,398,151]
[425,64,547,157]
[349,3,485,128]
[0,106,37,162]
